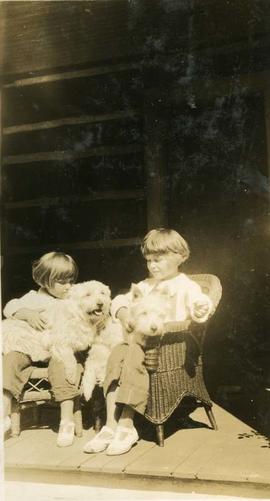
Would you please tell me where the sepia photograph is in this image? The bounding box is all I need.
[1,1,270,500]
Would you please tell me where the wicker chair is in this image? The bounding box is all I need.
[144,274,222,446]
[10,365,83,438]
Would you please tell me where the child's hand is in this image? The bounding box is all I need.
[13,308,48,331]
[192,300,210,320]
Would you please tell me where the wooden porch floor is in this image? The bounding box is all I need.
[4,404,270,499]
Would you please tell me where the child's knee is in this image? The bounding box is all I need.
[48,358,82,402]
[3,351,31,372]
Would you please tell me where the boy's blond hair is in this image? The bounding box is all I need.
[141,228,190,262]
[32,251,78,288]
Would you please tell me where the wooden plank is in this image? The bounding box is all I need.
[125,427,211,476]
[4,429,54,468]
[4,62,141,89]
[4,190,145,209]
[188,406,270,483]
[3,144,143,166]
[6,237,141,256]
[3,110,141,135]
[80,449,119,473]
[80,439,155,474]
[196,434,270,484]
[172,431,228,479]
[101,440,157,474]
[58,429,98,469]
[4,433,30,450]
[17,433,89,470]
[191,404,250,434]
[4,408,270,489]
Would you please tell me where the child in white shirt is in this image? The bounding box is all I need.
[83,228,212,456]
[2,251,80,447]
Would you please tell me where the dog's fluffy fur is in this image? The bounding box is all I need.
[126,284,172,349]
[81,314,123,401]
[78,281,123,401]
[2,280,123,389]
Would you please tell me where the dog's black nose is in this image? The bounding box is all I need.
[97,301,103,308]
[150,324,158,332]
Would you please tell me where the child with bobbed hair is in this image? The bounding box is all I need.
[83,228,213,456]
[2,251,82,447]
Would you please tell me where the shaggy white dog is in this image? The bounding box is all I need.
[2,280,123,388]
[79,281,124,401]
[126,284,172,349]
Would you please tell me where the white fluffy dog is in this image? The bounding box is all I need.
[126,284,172,349]
[2,280,123,388]
[79,281,124,401]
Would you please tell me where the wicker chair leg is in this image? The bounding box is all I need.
[204,404,218,430]
[74,397,83,437]
[11,399,20,437]
[156,424,164,447]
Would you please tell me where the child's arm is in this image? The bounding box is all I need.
[185,278,213,323]
[110,292,132,321]
[3,291,47,331]
[12,308,47,331]
[111,290,134,343]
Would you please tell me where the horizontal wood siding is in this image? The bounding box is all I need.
[0,1,135,76]
[3,70,143,127]
[3,154,144,201]
[1,65,146,302]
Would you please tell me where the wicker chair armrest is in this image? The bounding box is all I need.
[163,320,191,333]
[188,274,222,314]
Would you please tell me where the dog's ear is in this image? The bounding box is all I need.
[102,284,111,297]
[131,283,143,301]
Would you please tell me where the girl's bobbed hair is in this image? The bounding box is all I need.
[32,251,78,288]
[141,228,190,263]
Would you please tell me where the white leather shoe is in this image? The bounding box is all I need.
[106,425,139,455]
[57,420,75,447]
[83,425,115,453]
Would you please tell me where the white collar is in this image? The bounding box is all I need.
[146,273,184,296]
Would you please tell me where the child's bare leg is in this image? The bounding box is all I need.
[3,390,12,418]
[60,399,74,422]
[83,381,119,453]
[3,390,12,432]
[105,381,121,431]
[117,405,135,430]
[57,399,75,447]
[105,404,138,456]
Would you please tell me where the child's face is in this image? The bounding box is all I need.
[46,279,72,299]
[146,252,183,281]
